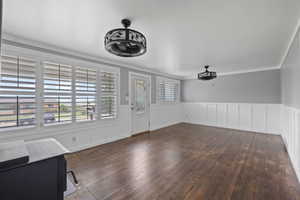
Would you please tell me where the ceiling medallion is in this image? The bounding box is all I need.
[198,65,217,80]
[104,19,147,57]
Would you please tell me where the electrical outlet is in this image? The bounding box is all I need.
[72,137,77,142]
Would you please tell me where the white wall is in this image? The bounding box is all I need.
[281,25,300,110]
[281,105,300,180]
[150,103,183,131]
[0,104,182,152]
[0,105,129,152]
[0,39,183,153]
[182,70,281,104]
[182,102,281,135]
[280,21,300,182]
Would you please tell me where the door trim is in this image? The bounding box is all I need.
[128,72,151,135]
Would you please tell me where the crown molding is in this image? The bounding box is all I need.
[1,33,184,80]
[217,66,280,76]
[183,66,280,80]
[279,19,300,68]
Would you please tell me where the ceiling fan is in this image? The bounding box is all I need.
[198,65,217,80]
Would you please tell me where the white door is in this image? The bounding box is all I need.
[130,73,150,135]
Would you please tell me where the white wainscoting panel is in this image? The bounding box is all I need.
[252,104,267,133]
[216,104,227,127]
[199,103,207,124]
[183,103,281,135]
[267,104,280,134]
[182,103,201,124]
[207,104,217,127]
[280,105,300,181]
[239,104,252,131]
[227,103,240,130]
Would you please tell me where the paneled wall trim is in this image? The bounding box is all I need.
[182,102,281,135]
[280,105,300,181]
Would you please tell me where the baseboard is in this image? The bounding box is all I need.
[185,122,280,136]
[150,122,180,131]
[131,131,150,137]
[150,122,182,132]
[70,134,131,153]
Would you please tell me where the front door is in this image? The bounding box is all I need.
[130,73,150,135]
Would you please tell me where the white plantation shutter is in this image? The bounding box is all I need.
[158,81,165,102]
[164,81,178,102]
[100,71,117,119]
[75,67,97,121]
[0,54,120,130]
[157,78,179,103]
[43,62,72,124]
[0,55,36,128]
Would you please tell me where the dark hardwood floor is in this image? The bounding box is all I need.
[65,123,300,200]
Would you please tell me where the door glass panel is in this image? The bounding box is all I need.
[135,79,146,114]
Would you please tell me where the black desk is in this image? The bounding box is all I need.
[0,139,69,200]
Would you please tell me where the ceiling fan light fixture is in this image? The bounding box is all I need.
[104,19,147,57]
[198,65,217,80]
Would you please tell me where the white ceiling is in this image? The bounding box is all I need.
[3,0,300,77]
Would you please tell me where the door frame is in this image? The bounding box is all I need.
[128,72,151,135]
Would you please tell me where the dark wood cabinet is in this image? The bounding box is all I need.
[0,139,68,200]
[0,155,67,200]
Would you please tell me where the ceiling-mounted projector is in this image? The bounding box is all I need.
[198,65,217,80]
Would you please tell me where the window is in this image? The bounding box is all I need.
[75,67,97,121]
[157,77,179,103]
[135,79,146,114]
[100,71,117,119]
[43,62,72,125]
[0,55,36,128]
[0,54,120,130]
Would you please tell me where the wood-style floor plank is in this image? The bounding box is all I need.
[65,123,300,200]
